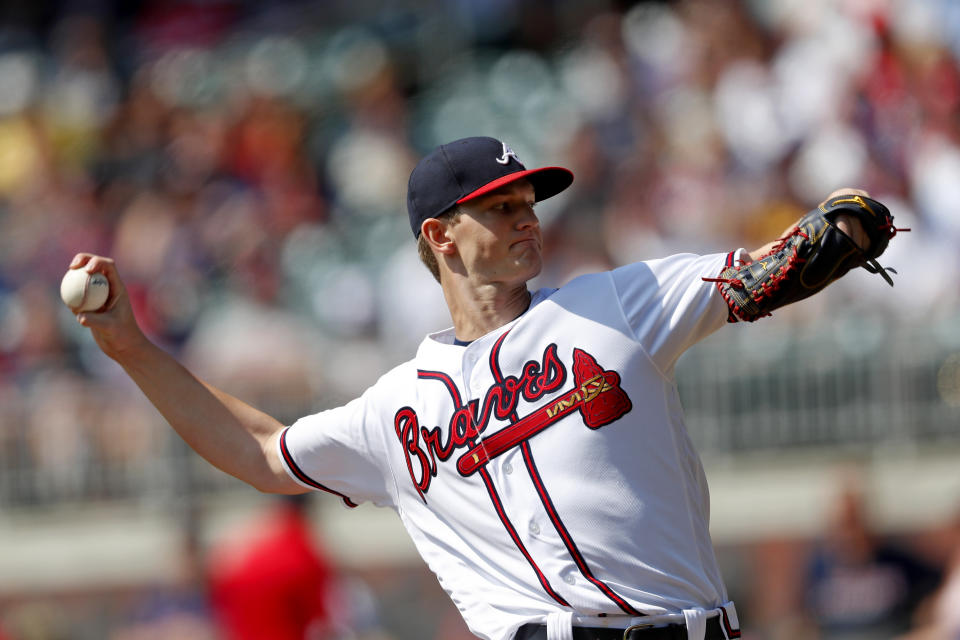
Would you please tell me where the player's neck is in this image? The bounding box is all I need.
[442,280,532,342]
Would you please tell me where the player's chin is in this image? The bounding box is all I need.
[512,254,542,281]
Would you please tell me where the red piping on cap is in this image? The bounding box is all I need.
[455,166,573,204]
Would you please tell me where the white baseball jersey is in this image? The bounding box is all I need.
[279,252,744,640]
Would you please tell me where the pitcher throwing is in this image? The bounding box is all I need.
[68,136,902,640]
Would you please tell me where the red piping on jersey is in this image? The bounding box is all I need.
[489,330,642,616]
[478,465,571,607]
[520,441,642,616]
[279,427,358,508]
[419,369,464,406]
[489,330,511,380]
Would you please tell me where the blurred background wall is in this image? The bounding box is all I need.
[0,0,959,639]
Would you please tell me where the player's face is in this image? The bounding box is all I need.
[448,180,542,286]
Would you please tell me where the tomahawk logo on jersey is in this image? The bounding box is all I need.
[396,342,632,501]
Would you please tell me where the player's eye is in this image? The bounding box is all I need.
[490,199,534,214]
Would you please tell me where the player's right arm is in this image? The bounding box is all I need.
[68,253,306,495]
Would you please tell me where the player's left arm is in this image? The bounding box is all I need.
[706,187,907,322]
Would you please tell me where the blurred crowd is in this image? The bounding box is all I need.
[2,0,960,502]
[0,0,959,637]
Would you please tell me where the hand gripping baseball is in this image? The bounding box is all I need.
[65,254,150,360]
[705,194,908,322]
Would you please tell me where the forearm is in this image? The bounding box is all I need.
[66,253,304,494]
[116,340,299,493]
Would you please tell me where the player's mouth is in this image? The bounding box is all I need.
[511,236,540,249]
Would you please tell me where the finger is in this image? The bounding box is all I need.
[836,216,852,236]
[70,253,117,279]
[824,187,870,202]
[69,253,98,269]
[81,254,116,275]
[77,308,118,328]
[77,255,126,308]
[835,216,869,250]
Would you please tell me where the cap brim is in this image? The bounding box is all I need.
[456,167,574,205]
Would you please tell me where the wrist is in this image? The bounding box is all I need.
[102,330,155,365]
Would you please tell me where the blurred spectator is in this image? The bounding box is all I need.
[802,480,943,639]
[898,552,960,640]
[110,511,217,640]
[898,507,960,640]
[206,495,344,640]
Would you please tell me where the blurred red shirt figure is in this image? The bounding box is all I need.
[208,495,338,640]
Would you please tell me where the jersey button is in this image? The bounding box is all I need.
[503,462,513,475]
[529,522,540,535]
[563,575,576,585]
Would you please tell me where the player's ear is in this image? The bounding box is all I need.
[421,218,456,255]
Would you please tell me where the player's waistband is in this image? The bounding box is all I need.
[513,604,740,640]
[515,616,726,640]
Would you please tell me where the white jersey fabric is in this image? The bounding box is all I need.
[279,252,743,640]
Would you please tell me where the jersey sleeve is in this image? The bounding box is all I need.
[610,251,735,374]
[278,381,397,509]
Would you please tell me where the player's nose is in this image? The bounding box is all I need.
[515,203,540,230]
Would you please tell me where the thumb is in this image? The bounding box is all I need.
[835,215,869,251]
[76,303,150,361]
[76,297,127,332]
[77,311,108,328]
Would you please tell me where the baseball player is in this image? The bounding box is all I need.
[70,136,901,640]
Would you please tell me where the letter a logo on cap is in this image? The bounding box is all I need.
[496,141,520,165]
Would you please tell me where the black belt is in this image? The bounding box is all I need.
[514,616,728,640]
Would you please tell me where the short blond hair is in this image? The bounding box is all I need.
[417,206,461,283]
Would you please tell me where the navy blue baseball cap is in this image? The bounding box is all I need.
[406,136,574,238]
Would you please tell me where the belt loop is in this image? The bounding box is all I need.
[682,609,707,640]
[719,602,741,639]
[546,611,574,640]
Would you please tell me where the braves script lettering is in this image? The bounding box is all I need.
[394,342,631,501]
